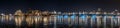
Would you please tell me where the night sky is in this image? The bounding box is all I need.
[0,0,120,14]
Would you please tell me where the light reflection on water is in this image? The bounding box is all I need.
[0,15,120,28]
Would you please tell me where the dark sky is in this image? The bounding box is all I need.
[0,0,120,14]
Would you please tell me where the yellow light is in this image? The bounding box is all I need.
[26,16,34,26]
[43,17,48,25]
[35,17,38,24]
[44,17,47,22]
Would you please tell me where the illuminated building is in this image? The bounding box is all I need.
[32,10,41,25]
[26,10,43,26]
[110,10,119,28]
[91,14,96,26]
[0,13,5,22]
[42,11,49,25]
[5,15,9,24]
[63,14,69,24]
[26,10,35,26]
[57,14,63,24]
[95,8,103,28]
[8,14,15,24]
[118,16,120,26]
[0,8,120,28]
[26,16,34,26]
[14,9,24,26]
[80,13,87,25]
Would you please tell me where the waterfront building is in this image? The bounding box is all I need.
[0,8,120,28]
[0,13,5,22]
[14,9,24,26]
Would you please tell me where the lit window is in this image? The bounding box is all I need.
[112,16,117,19]
[64,15,68,19]
[91,15,96,19]
[91,15,96,21]
[57,15,63,19]
[80,15,86,20]
[104,16,107,18]
[71,15,75,20]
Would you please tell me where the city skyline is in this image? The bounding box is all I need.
[0,8,120,28]
[1,0,120,28]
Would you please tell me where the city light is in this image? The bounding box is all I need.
[0,9,120,28]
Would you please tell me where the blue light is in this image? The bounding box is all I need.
[112,16,117,19]
[81,15,86,20]
[91,15,96,21]
[64,15,68,19]
[71,15,75,20]
[73,12,75,14]
[91,15,96,19]
[104,16,107,19]
[57,15,63,19]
